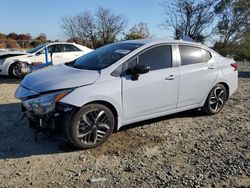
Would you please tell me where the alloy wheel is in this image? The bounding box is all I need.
[76,108,112,145]
[209,86,226,113]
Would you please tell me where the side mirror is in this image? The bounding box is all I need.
[36,49,45,56]
[131,64,150,81]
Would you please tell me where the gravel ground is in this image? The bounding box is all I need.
[0,63,249,187]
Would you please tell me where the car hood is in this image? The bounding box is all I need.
[0,51,28,59]
[20,64,100,93]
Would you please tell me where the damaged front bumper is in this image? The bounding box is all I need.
[21,102,76,132]
[16,86,77,132]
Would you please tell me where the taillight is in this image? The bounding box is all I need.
[231,63,238,71]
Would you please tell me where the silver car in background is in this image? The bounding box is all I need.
[15,39,238,149]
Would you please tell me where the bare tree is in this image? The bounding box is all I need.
[95,7,127,46]
[214,0,250,46]
[161,0,218,42]
[124,22,151,40]
[60,7,127,48]
[60,16,78,39]
[75,11,97,43]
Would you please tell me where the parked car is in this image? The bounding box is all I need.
[0,42,92,77]
[0,49,8,53]
[15,39,238,149]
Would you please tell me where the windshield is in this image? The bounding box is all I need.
[72,43,143,70]
[27,44,46,53]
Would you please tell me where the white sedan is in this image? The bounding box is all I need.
[0,42,92,77]
[15,39,238,149]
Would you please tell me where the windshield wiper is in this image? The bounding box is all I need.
[73,64,100,70]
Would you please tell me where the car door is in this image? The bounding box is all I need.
[177,45,218,108]
[62,44,82,62]
[122,45,179,121]
[32,50,46,64]
[47,44,64,65]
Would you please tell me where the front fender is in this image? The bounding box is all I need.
[60,77,124,129]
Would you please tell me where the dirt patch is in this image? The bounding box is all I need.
[0,64,249,187]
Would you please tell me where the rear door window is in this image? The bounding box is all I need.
[48,44,63,53]
[63,44,81,52]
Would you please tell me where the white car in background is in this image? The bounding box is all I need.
[0,49,8,53]
[0,42,93,77]
[15,39,238,149]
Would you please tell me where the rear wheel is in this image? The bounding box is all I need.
[202,84,227,115]
[65,104,115,149]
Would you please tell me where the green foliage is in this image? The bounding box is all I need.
[212,0,250,61]
[124,22,151,40]
[214,0,250,45]
[67,37,94,48]
[213,41,250,61]
[36,33,47,41]
[30,40,45,48]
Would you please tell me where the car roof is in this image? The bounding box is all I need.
[44,42,79,46]
[43,42,92,50]
[119,38,219,55]
[120,38,204,46]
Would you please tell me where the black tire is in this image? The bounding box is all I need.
[202,84,227,115]
[65,104,115,149]
[8,62,22,78]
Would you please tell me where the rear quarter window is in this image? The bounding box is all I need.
[179,45,203,66]
[202,49,212,62]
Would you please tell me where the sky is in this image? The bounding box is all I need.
[0,0,172,40]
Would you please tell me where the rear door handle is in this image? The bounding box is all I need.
[208,65,215,69]
[165,75,176,80]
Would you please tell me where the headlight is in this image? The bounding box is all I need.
[0,58,5,65]
[23,89,73,115]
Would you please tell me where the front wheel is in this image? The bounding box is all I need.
[202,84,227,115]
[65,104,115,149]
[8,62,26,78]
[9,62,21,78]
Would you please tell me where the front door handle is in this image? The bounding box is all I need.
[165,75,176,80]
[208,65,215,69]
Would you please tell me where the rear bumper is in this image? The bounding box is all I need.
[229,71,238,97]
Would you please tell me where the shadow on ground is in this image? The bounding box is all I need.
[0,103,68,159]
[0,75,21,84]
[0,102,206,160]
